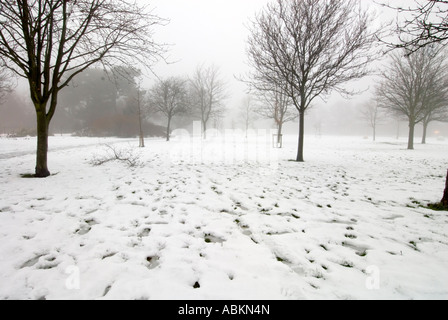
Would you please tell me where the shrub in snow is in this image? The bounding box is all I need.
[89,144,142,168]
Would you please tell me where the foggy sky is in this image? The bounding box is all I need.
[6,0,448,138]
[143,0,429,137]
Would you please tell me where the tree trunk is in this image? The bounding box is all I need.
[421,121,428,145]
[35,109,50,178]
[296,111,305,162]
[139,134,145,148]
[442,169,448,208]
[202,120,207,140]
[166,117,171,142]
[277,122,283,148]
[137,99,145,148]
[407,120,415,150]
[373,126,376,142]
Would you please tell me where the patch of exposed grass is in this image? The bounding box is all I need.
[426,202,448,212]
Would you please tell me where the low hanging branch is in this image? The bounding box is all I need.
[378,0,448,54]
[90,144,142,168]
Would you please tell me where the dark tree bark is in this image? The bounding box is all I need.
[408,121,415,150]
[297,111,305,162]
[442,169,448,208]
[35,108,50,177]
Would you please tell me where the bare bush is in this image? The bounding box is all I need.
[90,144,142,168]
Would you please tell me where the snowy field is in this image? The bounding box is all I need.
[0,133,447,300]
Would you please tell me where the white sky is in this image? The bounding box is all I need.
[12,0,420,134]
[148,0,270,75]
[145,0,271,112]
[144,0,412,115]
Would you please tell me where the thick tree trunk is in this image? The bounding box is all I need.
[35,109,50,178]
[296,111,305,162]
[442,169,448,208]
[407,120,415,150]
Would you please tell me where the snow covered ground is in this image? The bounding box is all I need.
[0,133,447,300]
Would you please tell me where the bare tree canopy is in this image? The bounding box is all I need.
[376,46,448,149]
[189,64,227,139]
[255,86,297,146]
[246,0,381,162]
[380,0,448,53]
[147,76,189,142]
[0,0,167,177]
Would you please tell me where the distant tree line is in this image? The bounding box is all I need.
[55,67,166,138]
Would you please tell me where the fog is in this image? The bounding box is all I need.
[2,0,448,139]
[1,0,448,301]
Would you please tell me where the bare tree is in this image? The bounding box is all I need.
[147,77,188,142]
[255,86,298,146]
[190,64,227,139]
[246,0,380,162]
[379,0,448,54]
[361,101,383,141]
[376,46,448,149]
[0,0,166,177]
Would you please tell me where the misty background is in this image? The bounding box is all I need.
[1,0,447,140]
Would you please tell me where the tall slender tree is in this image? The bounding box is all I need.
[246,0,380,162]
[147,77,188,142]
[0,0,166,177]
[442,169,448,208]
[190,64,227,139]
